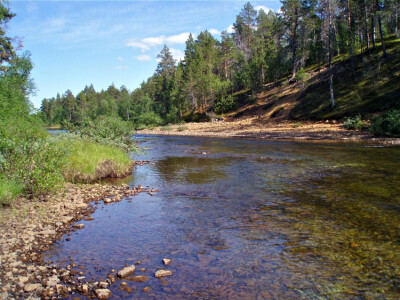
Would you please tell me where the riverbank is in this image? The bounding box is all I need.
[0,181,157,299]
[138,118,400,145]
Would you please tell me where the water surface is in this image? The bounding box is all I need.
[46,135,400,299]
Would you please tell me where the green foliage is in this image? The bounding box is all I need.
[67,116,136,152]
[370,110,400,137]
[0,117,66,195]
[0,179,22,206]
[343,115,367,130]
[215,95,236,114]
[295,68,310,82]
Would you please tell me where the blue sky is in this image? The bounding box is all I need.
[8,0,281,109]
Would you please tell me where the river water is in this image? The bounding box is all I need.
[45,135,400,299]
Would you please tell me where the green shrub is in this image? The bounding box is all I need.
[295,68,310,82]
[0,117,66,195]
[343,114,367,130]
[0,179,23,206]
[134,112,163,128]
[215,95,236,114]
[67,116,136,152]
[370,109,400,137]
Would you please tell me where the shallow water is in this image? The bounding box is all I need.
[45,135,400,299]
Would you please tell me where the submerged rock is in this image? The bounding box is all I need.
[117,265,136,278]
[154,270,173,278]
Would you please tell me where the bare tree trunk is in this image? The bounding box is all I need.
[395,5,399,38]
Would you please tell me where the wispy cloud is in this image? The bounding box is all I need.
[135,54,152,62]
[127,32,190,52]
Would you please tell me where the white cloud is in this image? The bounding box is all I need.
[126,32,190,53]
[170,48,184,62]
[142,36,164,47]
[114,65,128,70]
[135,54,152,61]
[255,5,272,13]
[126,41,150,52]
[226,24,235,34]
[209,28,221,36]
[165,32,190,44]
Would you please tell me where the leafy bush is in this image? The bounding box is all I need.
[67,116,136,152]
[134,111,163,128]
[215,95,236,114]
[0,117,66,196]
[343,115,367,130]
[370,110,400,137]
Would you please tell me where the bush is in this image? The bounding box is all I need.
[370,110,400,137]
[134,112,163,128]
[215,95,236,114]
[66,116,136,152]
[343,114,367,130]
[0,117,66,196]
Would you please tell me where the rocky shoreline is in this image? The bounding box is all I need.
[0,163,165,300]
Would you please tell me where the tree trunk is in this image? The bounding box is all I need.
[291,7,299,80]
[376,0,387,59]
[329,1,335,109]
[371,16,376,47]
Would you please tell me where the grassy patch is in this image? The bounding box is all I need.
[62,138,132,183]
[177,126,188,132]
[160,125,173,131]
[0,179,23,207]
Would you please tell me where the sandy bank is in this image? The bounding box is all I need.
[138,118,400,145]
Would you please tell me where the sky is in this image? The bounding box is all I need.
[7,0,282,109]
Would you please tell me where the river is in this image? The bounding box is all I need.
[45,135,400,299]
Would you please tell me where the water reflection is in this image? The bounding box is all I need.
[45,135,400,299]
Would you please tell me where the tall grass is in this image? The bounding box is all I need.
[61,137,132,183]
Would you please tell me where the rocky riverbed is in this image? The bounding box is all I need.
[0,175,166,299]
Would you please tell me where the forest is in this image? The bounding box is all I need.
[39,1,400,128]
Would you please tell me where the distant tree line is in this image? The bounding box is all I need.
[40,1,400,126]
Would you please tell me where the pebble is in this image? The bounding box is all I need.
[154,270,173,278]
[162,258,172,266]
[23,283,42,293]
[95,288,112,299]
[117,265,136,278]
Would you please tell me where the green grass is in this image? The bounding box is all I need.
[62,139,132,183]
[290,35,400,120]
[0,179,23,207]
[177,126,188,131]
[160,125,173,131]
